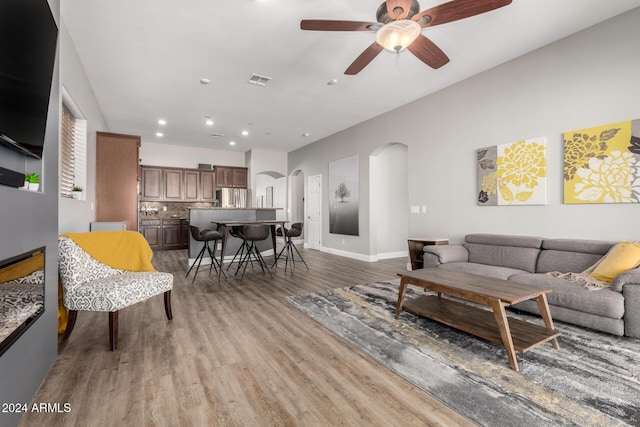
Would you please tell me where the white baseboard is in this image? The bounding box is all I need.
[319,247,409,263]
[376,250,408,260]
[321,246,376,262]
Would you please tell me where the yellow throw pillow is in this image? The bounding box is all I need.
[591,241,640,283]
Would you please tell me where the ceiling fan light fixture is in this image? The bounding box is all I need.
[375,20,421,53]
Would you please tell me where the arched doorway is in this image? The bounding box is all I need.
[255,171,286,220]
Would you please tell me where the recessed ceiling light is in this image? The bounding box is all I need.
[158,119,166,125]
[200,78,210,85]
[327,79,338,86]
[302,132,310,137]
[229,141,236,146]
[241,130,249,136]
[205,119,214,126]
[156,132,163,137]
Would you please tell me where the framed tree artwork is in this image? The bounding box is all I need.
[329,155,359,236]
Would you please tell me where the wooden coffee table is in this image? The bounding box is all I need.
[396,268,560,371]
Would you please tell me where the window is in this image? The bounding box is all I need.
[60,90,87,198]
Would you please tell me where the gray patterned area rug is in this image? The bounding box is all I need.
[285,281,640,427]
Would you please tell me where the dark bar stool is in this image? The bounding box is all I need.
[273,222,309,273]
[186,225,225,282]
[226,226,252,274]
[238,224,272,279]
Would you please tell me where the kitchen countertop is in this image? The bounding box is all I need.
[140,217,189,221]
[187,207,282,210]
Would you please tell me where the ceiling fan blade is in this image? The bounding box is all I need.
[300,20,374,31]
[407,34,450,69]
[412,0,512,27]
[344,42,384,75]
[386,0,414,20]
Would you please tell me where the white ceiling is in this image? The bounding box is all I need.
[62,0,640,153]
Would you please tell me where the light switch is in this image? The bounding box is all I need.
[421,205,427,213]
[410,205,419,214]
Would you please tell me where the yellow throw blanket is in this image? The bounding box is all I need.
[62,231,156,272]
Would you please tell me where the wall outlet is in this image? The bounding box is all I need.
[163,206,167,211]
[341,239,345,245]
[421,205,427,213]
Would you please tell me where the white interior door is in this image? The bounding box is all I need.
[306,174,322,250]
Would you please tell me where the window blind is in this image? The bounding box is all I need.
[60,105,76,197]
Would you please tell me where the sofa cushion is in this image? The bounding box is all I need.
[464,234,543,273]
[438,262,526,280]
[509,273,625,319]
[512,299,624,336]
[465,234,544,248]
[537,239,613,273]
[423,245,469,264]
[464,243,540,273]
[591,241,640,283]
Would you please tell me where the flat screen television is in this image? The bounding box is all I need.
[0,0,58,160]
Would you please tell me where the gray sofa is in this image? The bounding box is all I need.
[422,233,640,338]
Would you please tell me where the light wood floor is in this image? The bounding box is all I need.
[20,247,475,427]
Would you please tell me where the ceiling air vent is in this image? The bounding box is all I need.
[248,74,271,87]
[210,133,224,138]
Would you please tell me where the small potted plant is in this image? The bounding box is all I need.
[71,186,83,199]
[25,173,40,191]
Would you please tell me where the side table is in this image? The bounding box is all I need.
[407,238,448,270]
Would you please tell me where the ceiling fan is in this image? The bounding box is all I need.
[301,0,512,75]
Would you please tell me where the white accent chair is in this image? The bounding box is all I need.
[58,236,173,350]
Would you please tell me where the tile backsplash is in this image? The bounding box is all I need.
[139,202,214,220]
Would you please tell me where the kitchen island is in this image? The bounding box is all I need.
[188,208,279,261]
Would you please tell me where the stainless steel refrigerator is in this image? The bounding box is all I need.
[216,188,250,208]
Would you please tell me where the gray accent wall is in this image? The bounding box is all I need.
[58,18,109,234]
[0,2,60,426]
[288,7,640,254]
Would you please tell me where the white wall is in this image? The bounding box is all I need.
[247,149,288,216]
[289,170,305,224]
[247,149,287,190]
[370,143,409,257]
[288,8,640,256]
[58,19,108,233]
[140,141,245,169]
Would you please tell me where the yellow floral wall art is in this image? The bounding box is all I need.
[477,138,547,206]
[563,120,640,204]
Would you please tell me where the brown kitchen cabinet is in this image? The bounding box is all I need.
[140,166,219,201]
[215,166,232,187]
[140,219,161,250]
[215,166,247,188]
[200,171,216,201]
[162,219,182,249]
[140,219,189,250]
[163,169,183,200]
[96,132,140,231]
[232,168,247,188]
[184,170,200,201]
[140,167,163,200]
